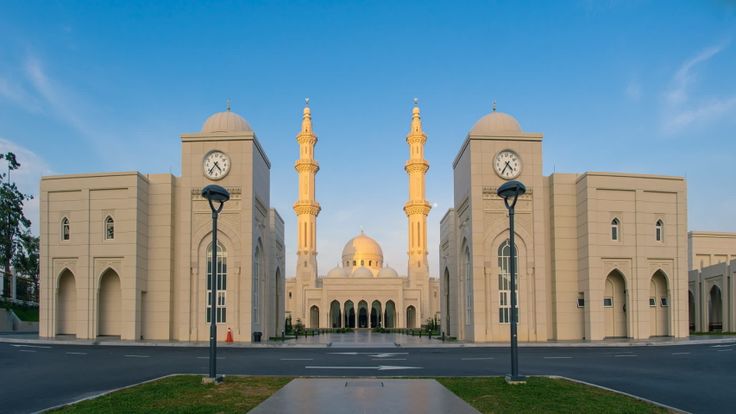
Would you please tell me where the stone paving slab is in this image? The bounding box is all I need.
[249,378,480,414]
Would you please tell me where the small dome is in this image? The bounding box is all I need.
[325,265,348,278]
[352,266,373,278]
[469,111,522,136]
[378,266,399,278]
[202,110,252,133]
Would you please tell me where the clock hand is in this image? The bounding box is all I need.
[502,162,511,175]
[213,161,222,172]
[208,165,216,174]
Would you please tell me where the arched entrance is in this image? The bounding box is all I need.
[330,300,341,328]
[358,300,368,328]
[406,305,416,329]
[444,268,451,336]
[98,269,121,337]
[688,290,695,332]
[649,270,669,336]
[344,300,355,328]
[384,300,396,328]
[57,270,77,336]
[370,300,382,328]
[275,268,281,336]
[709,285,723,332]
[310,305,319,329]
[604,270,627,338]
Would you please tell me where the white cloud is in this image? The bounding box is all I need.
[665,44,723,106]
[661,43,736,133]
[0,138,54,235]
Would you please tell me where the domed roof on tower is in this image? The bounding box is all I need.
[201,100,253,133]
[469,101,522,136]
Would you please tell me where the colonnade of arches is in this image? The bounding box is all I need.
[56,267,123,337]
[308,300,417,329]
[690,284,723,332]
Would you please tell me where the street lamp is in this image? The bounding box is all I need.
[202,184,230,384]
[496,180,526,384]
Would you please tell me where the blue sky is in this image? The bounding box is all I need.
[1,1,735,277]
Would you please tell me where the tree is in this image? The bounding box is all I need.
[13,231,39,301]
[0,152,33,297]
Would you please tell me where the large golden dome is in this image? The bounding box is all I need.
[341,231,383,270]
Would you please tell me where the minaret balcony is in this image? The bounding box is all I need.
[404,160,429,173]
[403,201,432,216]
[293,201,321,216]
[294,160,320,173]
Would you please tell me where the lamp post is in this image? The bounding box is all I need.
[496,180,526,383]
[201,184,230,384]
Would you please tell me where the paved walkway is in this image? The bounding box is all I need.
[250,378,479,414]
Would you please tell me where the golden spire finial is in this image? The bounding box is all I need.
[492,100,496,112]
[301,98,312,133]
[226,98,231,112]
[410,98,422,133]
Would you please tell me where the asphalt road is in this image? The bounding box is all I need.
[1,341,734,413]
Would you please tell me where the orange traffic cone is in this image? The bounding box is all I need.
[226,327,234,343]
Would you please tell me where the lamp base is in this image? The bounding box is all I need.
[504,374,527,385]
[202,375,224,385]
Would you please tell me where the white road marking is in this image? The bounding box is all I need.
[461,357,494,360]
[196,356,224,359]
[671,352,690,355]
[712,344,736,348]
[66,352,87,355]
[280,358,313,361]
[717,349,733,352]
[371,358,406,361]
[19,349,36,353]
[614,354,637,357]
[306,365,422,371]
[544,356,573,359]
[327,352,409,358]
[124,354,150,358]
[11,344,51,349]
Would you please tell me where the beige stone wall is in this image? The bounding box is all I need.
[40,118,283,343]
[441,113,689,342]
[688,232,736,270]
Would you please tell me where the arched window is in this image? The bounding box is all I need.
[61,217,70,241]
[611,218,620,241]
[498,240,518,324]
[655,219,663,242]
[104,216,115,240]
[206,242,227,323]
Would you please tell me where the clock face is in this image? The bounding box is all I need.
[494,150,522,180]
[203,151,230,180]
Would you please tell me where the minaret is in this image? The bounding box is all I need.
[293,98,320,282]
[404,99,432,278]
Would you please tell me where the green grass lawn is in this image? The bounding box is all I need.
[50,375,292,413]
[437,377,671,414]
[51,375,672,414]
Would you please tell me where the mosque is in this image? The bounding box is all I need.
[284,101,440,330]
[36,98,735,343]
